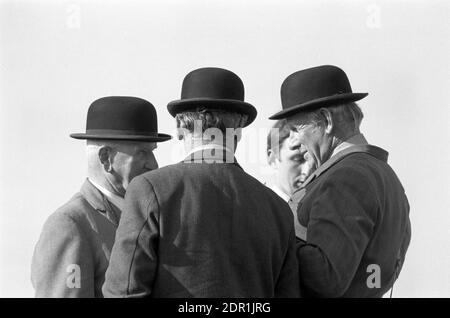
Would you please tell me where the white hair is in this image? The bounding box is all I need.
[86,140,115,171]
[294,102,364,134]
[175,108,248,135]
[85,139,140,171]
[175,108,248,149]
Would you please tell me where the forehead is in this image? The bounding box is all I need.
[286,112,312,126]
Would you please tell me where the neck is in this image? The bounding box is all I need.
[320,130,359,165]
[88,172,125,198]
[276,180,292,198]
[183,138,237,154]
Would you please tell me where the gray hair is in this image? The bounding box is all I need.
[296,102,364,133]
[175,108,248,135]
[267,119,291,154]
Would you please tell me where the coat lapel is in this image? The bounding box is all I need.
[80,179,121,226]
[292,144,389,206]
[290,144,389,240]
[301,144,388,190]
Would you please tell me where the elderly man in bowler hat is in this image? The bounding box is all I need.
[103,67,300,297]
[269,65,411,297]
[31,96,171,297]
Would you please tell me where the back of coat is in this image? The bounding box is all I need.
[103,159,299,298]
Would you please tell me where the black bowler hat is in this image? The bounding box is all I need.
[269,65,368,120]
[167,67,257,127]
[70,96,172,142]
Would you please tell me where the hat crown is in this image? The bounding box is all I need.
[281,65,353,108]
[167,67,257,127]
[86,96,157,133]
[269,65,367,120]
[180,67,245,101]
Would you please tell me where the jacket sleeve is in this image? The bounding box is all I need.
[296,169,377,297]
[102,176,159,298]
[31,213,95,297]
[275,222,301,298]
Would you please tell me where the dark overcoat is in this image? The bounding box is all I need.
[31,179,121,297]
[103,150,300,297]
[292,145,411,297]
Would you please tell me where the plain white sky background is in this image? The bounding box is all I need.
[0,0,449,297]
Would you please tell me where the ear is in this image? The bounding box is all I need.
[233,127,242,143]
[320,108,334,134]
[239,114,248,128]
[177,127,189,141]
[267,149,279,168]
[98,146,113,173]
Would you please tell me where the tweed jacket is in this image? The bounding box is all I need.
[31,179,121,297]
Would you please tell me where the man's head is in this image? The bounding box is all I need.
[71,96,171,196]
[167,67,257,155]
[287,102,364,168]
[269,65,367,169]
[175,108,248,153]
[87,140,158,196]
[267,120,315,196]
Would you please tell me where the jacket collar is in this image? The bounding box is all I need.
[271,185,291,203]
[80,179,121,226]
[330,133,368,158]
[299,144,389,190]
[88,178,125,212]
[184,144,234,159]
[182,147,243,170]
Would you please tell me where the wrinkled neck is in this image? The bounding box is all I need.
[87,171,125,198]
[183,136,237,154]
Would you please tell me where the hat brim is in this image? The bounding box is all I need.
[167,98,257,127]
[269,92,368,120]
[70,133,172,142]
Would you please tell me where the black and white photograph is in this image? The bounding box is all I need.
[0,0,449,300]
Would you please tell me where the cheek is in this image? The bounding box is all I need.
[112,154,129,171]
[290,162,304,177]
[278,165,292,182]
[280,158,301,178]
[302,128,322,149]
[147,153,158,170]
[119,155,141,177]
[130,156,146,172]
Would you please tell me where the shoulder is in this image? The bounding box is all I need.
[242,170,288,202]
[34,194,95,265]
[140,162,186,185]
[139,161,244,187]
[307,155,380,210]
[127,165,183,195]
[324,153,380,185]
[238,171,294,221]
[264,185,293,216]
[41,193,93,236]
